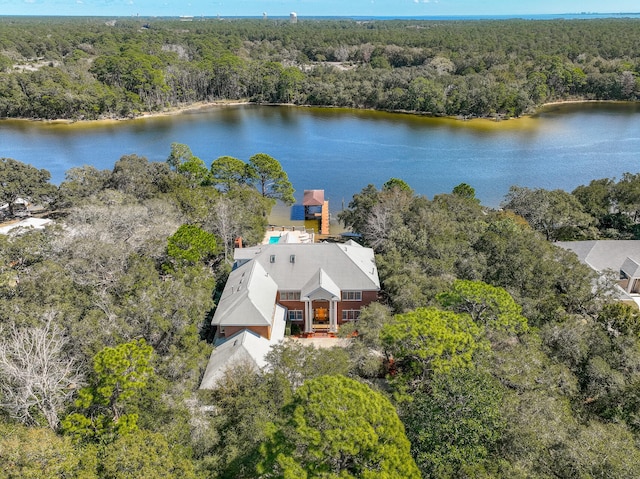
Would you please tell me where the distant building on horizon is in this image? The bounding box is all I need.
[290,12,297,24]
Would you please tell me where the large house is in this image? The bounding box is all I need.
[199,240,380,388]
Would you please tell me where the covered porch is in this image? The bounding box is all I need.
[301,268,341,335]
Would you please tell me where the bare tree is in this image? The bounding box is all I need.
[207,197,242,262]
[0,312,83,430]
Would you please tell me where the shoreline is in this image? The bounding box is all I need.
[1,98,637,126]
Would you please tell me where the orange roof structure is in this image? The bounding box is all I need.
[303,189,325,206]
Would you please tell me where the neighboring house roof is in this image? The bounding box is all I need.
[303,189,325,206]
[555,240,640,274]
[556,240,640,308]
[234,241,380,293]
[622,257,640,279]
[211,260,278,328]
[200,305,286,389]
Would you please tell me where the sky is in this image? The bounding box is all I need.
[0,0,639,17]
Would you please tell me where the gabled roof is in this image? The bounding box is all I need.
[622,257,640,278]
[200,305,286,389]
[556,240,640,274]
[233,242,380,292]
[301,268,341,300]
[211,260,278,328]
[303,189,325,206]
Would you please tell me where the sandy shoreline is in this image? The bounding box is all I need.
[2,98,637,125]
[1,100,252,125]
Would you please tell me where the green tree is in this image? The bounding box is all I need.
[340,303,394,378]
[264,341,351,393]
[381,307,481,388]
[0,157,55,216]
[248,153,295,205]
[437,279,528,335]
[451,182,479,202]
[98,429,196,479]
[109,154,177,200]
[166,142,209,188]
[338,184,380,233]
[61,339,154,443]
[166,224,220,267]
[56,165,111,208]
[382,177,412,193]
[197,364,282,479]
[258,375,421,479]
[597,302,640,338]
[210,155,255,192]
[614,172,640,221]
[572,177,615,220]
[403,368,506,478]
[502,185,596,241]
[0,422,97,479]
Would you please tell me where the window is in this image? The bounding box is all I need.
[288,310,304,321]
[280,291,301,301]
[342,310,360,321]
[270,255,276,263]
[342,291,362,301]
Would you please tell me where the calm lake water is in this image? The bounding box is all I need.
[1,103,639,211]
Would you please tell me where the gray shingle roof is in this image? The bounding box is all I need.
[211,260,278,328]
[200,305,286,389]
[301,268,341,300]
[621,257,640,278]
[556,240,640,274]
[234,242,380,292]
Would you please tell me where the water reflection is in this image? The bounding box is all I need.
[1,103,639,209]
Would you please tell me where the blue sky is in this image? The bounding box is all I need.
[1,0,639,17]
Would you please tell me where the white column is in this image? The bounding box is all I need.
[330,298,339,333]
[304,298,313,333]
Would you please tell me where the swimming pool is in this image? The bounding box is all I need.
[268,236,280,244]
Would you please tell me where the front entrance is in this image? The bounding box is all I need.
[313,302,330,331]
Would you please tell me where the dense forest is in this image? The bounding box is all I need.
[3,145,640,477]
[0,16,640,119]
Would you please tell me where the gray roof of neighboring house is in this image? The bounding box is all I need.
[621,257,640,278]
[555,240,640,274]
[211,260,278,328]
[200,305,286,389]
[234,241,380,292]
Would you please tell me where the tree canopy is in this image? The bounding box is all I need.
[0,157,55,216]
[258,375,421,479]
[248,153,295,205]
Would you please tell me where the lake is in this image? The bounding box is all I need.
[1,102,639,213]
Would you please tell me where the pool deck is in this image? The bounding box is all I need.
[262,226,315,244]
